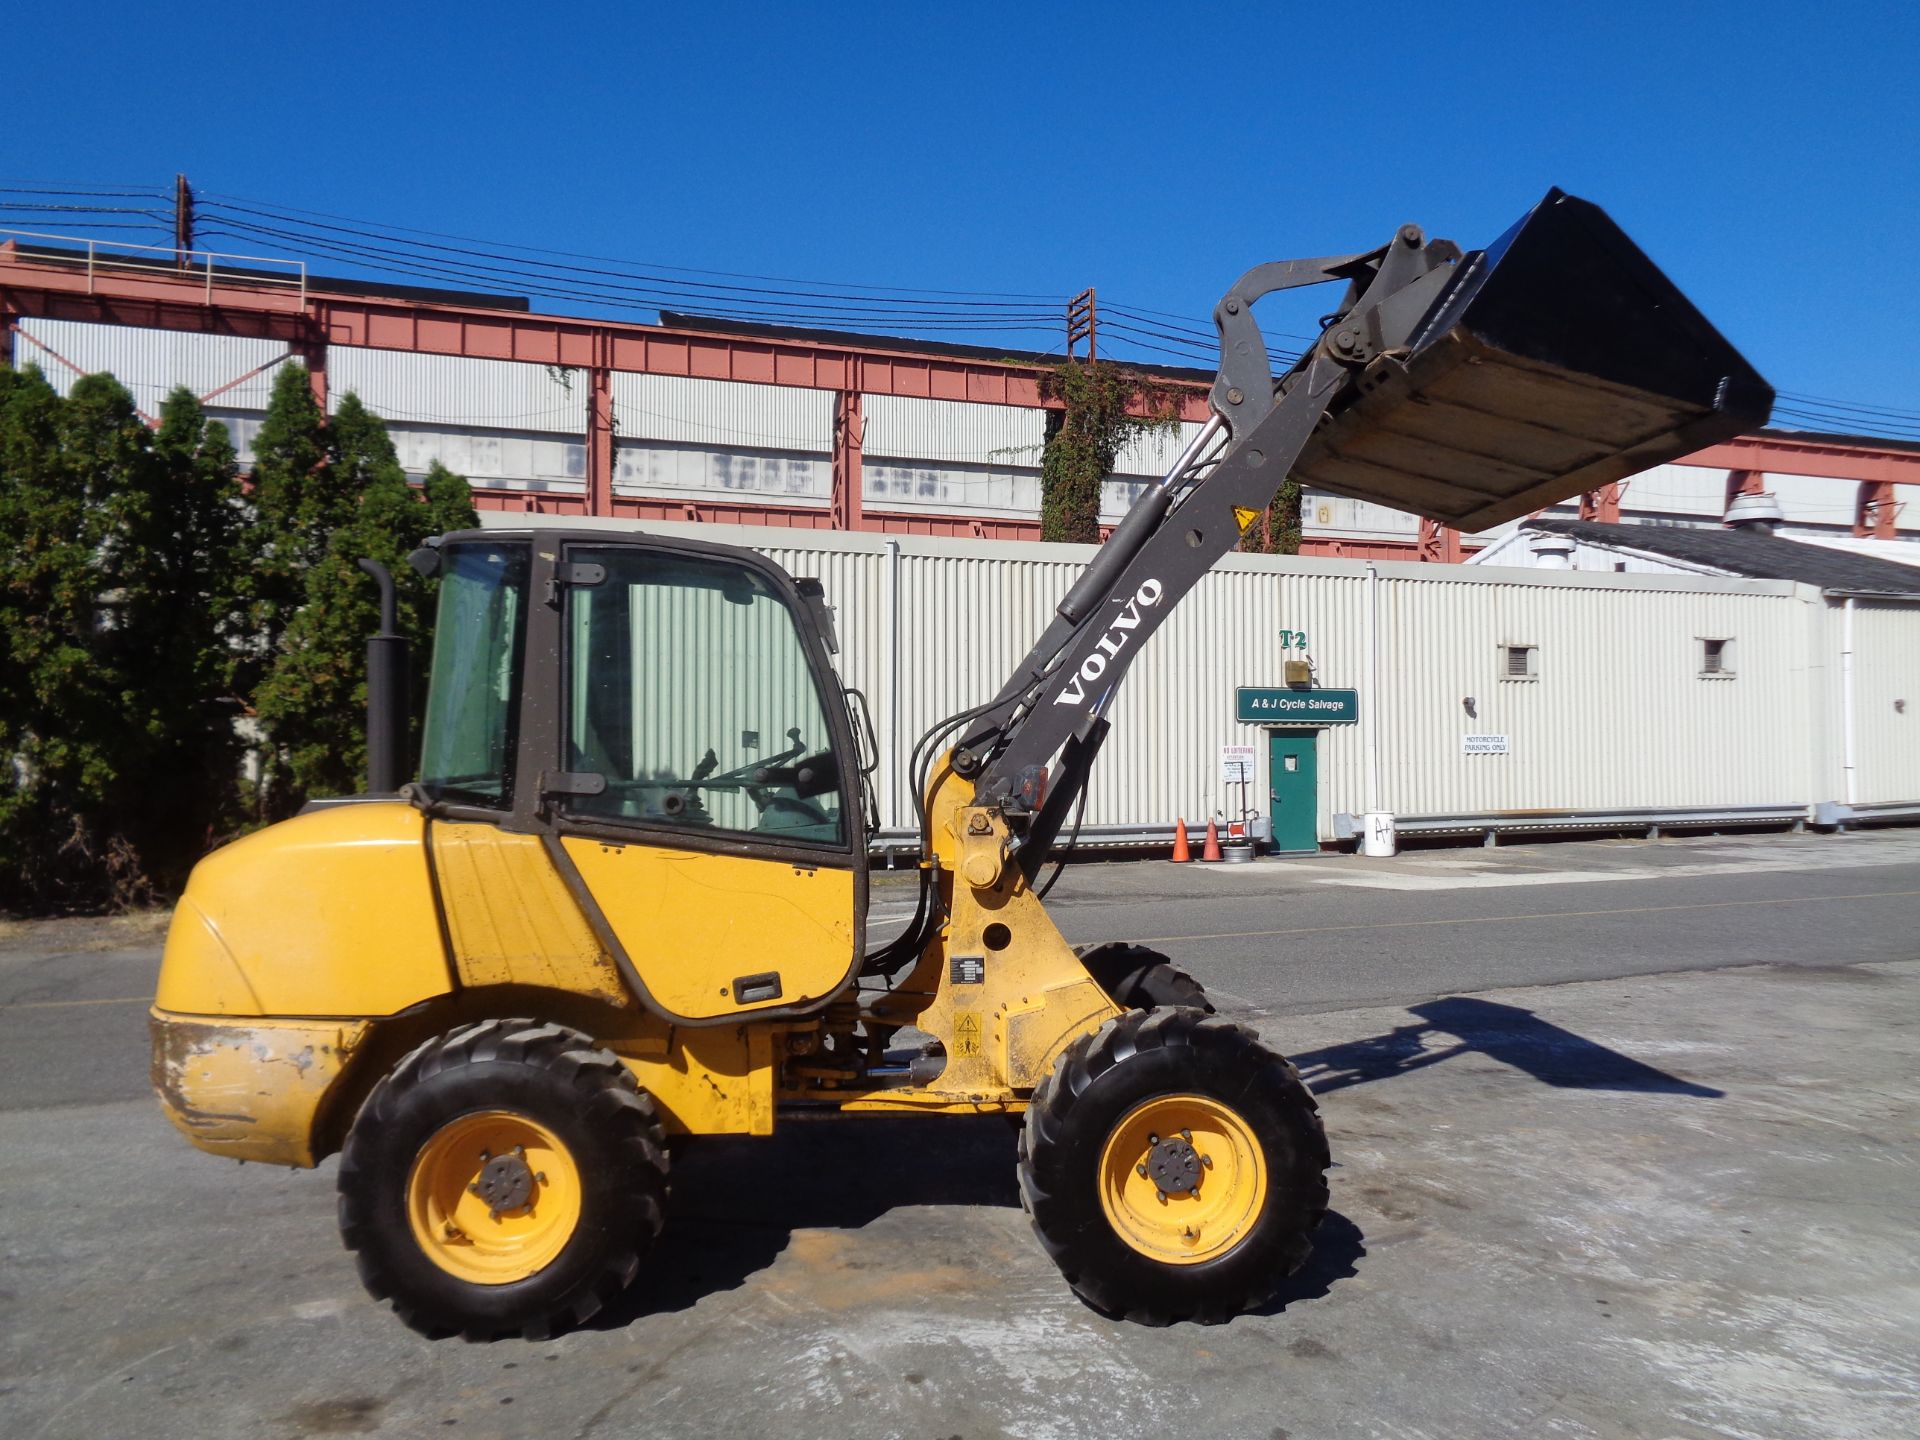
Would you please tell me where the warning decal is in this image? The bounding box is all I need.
[1233,505,1260,533]
[954,1011,982,1057]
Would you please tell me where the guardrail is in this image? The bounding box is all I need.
[0,229,306,306]
[1812,800,1920,831]
[1334,804,1815,847]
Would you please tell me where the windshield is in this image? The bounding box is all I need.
[418,542,529,808]
[562,547,845,845]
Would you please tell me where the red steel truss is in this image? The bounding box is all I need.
[5,241,1916,560]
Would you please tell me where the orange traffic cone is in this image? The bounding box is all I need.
[1170,818,1192,863]
[1202,819,1224,862]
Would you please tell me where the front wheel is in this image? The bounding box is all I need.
[337,1018,668,1339]
[1017,1008,1328,1324]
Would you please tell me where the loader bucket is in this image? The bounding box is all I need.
[1294,188,1773,532]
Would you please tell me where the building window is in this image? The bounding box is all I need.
[1701,638,1734,678]
[1502,644,1538,681]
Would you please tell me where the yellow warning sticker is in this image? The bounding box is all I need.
[1233,505,1260,533]
[954,1011,982,1057]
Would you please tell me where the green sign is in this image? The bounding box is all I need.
[1236,686,1359,725]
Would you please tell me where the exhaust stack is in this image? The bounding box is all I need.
[356,559,410,795]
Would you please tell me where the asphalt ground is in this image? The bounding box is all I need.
[2,828,1918,1438]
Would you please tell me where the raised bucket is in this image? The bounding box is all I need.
[1292,189,1774,532]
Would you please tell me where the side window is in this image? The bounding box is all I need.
[418,542,529,808]
[562,547,845,845]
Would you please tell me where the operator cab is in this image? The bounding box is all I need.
[417,530,864,849]
[412,529,874,1023]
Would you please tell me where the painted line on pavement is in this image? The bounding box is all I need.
[1133,888,1920,946]
[1,996,150,1011]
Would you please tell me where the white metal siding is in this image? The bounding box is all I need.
[864,394,1043,466]
[615,373,831,452]
[1301,489,1420,540]
[1845,600,1920,804]
[613,443,830,503]
[385,423,585,492]
[329,347,585,433]
[13,318,290,410]
[1112,420,1207,479]
[481,520,1915,837]
[863,397,1199,480]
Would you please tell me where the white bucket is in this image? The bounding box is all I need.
[1361,812,1397,858]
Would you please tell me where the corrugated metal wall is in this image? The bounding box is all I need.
[487,520,1918,836]
[609,375,832,505]
[615,374,831,451]
[14,317,289,409]
[1839,600,1920,804]
[329,347,584,432]
[864,394,1041,466]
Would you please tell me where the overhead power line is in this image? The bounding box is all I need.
[194,187,1060,300]
[14,179,1920,429]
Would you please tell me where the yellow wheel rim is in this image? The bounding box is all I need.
[1097,1094,1268,1265]
[406,1111,582,1285]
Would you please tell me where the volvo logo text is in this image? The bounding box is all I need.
[1053,580,1165,706]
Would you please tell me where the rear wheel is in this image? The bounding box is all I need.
[1018,1008,1327,1324]
[338,1018,667,1339]
[1077,943,1214,1013]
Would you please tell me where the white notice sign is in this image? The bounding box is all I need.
[1462,734,1511,755]
[1220,744,1257,784]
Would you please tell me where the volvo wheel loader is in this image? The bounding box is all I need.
[150,190,1771,1336]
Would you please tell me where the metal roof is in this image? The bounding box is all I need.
[1532,518,1920,594]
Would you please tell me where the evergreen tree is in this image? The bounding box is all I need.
[0,370,170,908]
[254,396,475,811]
[1,357,475,909]
[236,364,341,692]
[107,388,246,891]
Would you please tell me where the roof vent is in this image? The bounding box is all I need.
[1529,533,1576,570]
[1724,490,1784,533]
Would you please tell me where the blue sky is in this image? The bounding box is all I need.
[6,1,1918,432]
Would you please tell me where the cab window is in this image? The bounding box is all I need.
[562,547,844,845]
[418,542,528,808]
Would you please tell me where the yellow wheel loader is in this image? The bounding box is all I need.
[150,190,1770,1337]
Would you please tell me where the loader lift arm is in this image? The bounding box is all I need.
[950,224,1460,870]
[944,189,1772,884]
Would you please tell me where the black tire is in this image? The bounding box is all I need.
[1017,1007,1328,1325]
[1077,942,1215,1014]
[338,1017,668,1340]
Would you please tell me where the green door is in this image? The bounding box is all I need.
[1267,730,1319,853]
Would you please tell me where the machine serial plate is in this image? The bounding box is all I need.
[950,954,985,984]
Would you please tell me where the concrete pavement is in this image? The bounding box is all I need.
[2,831,1917,1439]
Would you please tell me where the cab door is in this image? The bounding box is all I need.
[539,540,864,1024]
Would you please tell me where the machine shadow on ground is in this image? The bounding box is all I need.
[591,1115,1025,1326]
[1290,996,1725,1098]
[589,1113,1368,1329]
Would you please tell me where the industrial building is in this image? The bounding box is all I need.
[4,238,1918,847]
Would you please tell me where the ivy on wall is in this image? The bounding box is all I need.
[1036,360,1181,544]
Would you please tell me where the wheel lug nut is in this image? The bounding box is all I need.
[1157,1190,1169,1205]
[1181,1129,1192,1142]
[1136,1164,1148,1178]
[468,1182,481,1194]
[1201,1154,1214,1169]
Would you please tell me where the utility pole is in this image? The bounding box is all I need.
[1066,288,1096,363]
[173,174,194,268]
